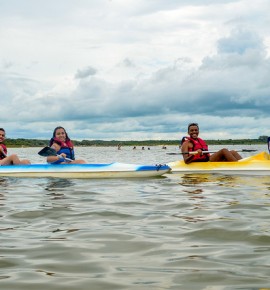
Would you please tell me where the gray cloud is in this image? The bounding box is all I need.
[75,66,97,79]
[217,29,265,54]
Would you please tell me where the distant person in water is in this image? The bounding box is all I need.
[181,123,242,164]
[0,128,31,165]
[47,126,86,164]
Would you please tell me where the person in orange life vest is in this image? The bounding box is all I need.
[181,123,242,164]
[0,128,31,165]
[47,126,86,164]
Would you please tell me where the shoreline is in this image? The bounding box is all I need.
[5,138,266,148]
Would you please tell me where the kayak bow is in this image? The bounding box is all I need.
[168,152,270,175]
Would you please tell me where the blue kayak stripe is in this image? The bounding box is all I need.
[136,164,170,171]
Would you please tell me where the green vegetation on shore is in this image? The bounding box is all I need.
[4,136,268,148]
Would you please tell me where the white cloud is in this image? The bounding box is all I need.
[0,0,270,140]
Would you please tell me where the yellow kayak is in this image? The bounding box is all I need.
[168,151,270,175]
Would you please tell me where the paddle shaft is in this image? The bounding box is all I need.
[167,151,214,156]
[55,154,73,162]
[166,149,257,155]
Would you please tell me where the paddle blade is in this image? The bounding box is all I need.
[38,146,57,157]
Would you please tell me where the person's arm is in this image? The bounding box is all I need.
[0,145,7,159]
[181,141,195,164]
[46,143,66,163]
[0,145,5,155]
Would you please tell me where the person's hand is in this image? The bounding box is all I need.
[60,153,67,158]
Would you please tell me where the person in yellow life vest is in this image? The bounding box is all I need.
[181,123,242,164]
[0,128,31,165]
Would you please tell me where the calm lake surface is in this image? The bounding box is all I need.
[1,145,270,290]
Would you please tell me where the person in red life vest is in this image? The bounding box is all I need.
[47,126,86,164]
[0,128,31,165]
[181,123,242,164]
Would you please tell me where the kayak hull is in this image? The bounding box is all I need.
[168,152,270,175]
[0,162,171,179]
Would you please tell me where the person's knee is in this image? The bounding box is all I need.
[220,148,229,154]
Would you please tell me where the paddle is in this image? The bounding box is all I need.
[38,146,72,162]
[166,149,257,155]
[268,137,270,153]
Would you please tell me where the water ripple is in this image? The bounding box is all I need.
[1,146,270,289]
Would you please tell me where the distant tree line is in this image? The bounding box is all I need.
[4,136,268,148]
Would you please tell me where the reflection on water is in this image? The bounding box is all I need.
[179,173,240,187]
[1,146,270,289]
[44,178,75,200]
[45,178,75,191]
[0,177,10,188]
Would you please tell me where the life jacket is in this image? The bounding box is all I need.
[0,144,7,160]
[49,138,75,163]
[181,136,209,162]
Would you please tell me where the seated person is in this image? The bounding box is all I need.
[0,128,31,165]
[181,123,242,164]
[47,126,86,164]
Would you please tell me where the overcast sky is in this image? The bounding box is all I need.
[1,0,270,141]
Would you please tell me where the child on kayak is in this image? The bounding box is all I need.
[0,128,31,165]
[181,123,242,164]
[47,126,86,164]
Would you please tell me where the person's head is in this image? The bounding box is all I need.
[0,128,6,142]
[187,123,199,138]
[52,126,70,142]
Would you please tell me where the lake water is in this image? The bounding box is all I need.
[1,145,270,290]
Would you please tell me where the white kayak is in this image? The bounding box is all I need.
[168,152,270,176]
[0,162,171,179]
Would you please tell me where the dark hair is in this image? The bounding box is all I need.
[0,128,5,132]
[49,126,71,146]
[188,123,199,131]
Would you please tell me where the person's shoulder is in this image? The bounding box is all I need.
[181,136,190,144]
[181,139,190,149]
